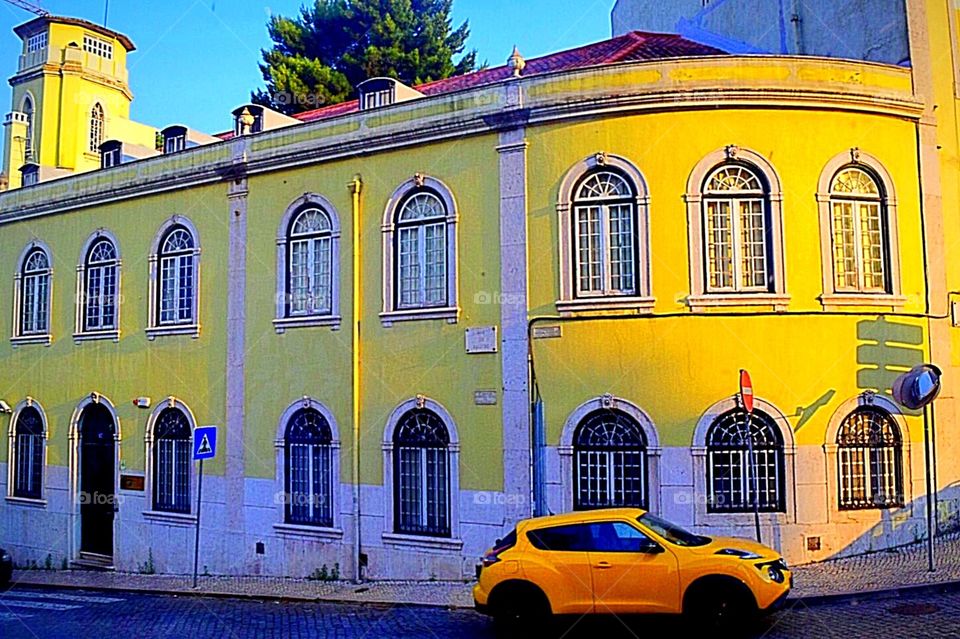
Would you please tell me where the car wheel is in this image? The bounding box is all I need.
[684,582,754,634]
[491,584,550,636]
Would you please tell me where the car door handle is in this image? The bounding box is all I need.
[595,561,612,569]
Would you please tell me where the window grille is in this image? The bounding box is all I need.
[573,409,647,509]
[837,408,903,509]
[394,409,450,536]
[706,409,785,513]
[284,408,334,526]
[153,408,191,513]
[13,406,44,499]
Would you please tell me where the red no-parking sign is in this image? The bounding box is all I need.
[739,369,754,414]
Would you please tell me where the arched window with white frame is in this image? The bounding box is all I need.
[82,237,119,332]
[836,407,903,510]
[89,103,104,153]
[287,207,333,317]
[284,408,334,527]
[152,406,192,514]
[573,409,647,510]
[19,246,51,337]
[148,219,200,337]
[393,408,451,537]
[828,167,890,294]
[11,403,45,500]
[381,176,459,325]
[22,94,34,161]
[706,408,785,513]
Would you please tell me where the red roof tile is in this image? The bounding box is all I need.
[293,31,726,125]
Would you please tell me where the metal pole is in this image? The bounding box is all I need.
[192,458,204,588]
[924,404,934,572]
[745,411,761,544]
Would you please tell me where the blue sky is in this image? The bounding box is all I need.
[0,0,613,134]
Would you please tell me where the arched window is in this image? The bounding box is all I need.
[287,207,333,317]
[572,171,638,297]
[89,103,104,152]
[573,409,647,509]
[284,408,333,526]
[83,238,119,332]
[706,409,784,513]
[829,167,889,293]
[837,408,903,510]
[395,191,448,309]
[157,225,196,326]
[393,409,451,536]
[20,247,51,336]
[12,405,44,499]
[702,164,771,293]
[153,407,191,513]
[22,94,34,161]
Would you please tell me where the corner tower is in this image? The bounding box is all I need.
[2,16,154,189]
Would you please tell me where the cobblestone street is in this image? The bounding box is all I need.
[1,585,959,638]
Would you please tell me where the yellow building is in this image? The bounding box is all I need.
[0,1,958,580]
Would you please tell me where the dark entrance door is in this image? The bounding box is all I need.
[79,403,116,559]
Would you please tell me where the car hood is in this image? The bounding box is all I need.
[687,535,783,562]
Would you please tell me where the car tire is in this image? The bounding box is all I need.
[490,583,551,637]
[684,580,755,635]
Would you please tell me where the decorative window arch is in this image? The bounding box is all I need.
[556,154,652,313]
[274,398,342,535]
[89,103,105,153]
[685,147,788,310]
[836,406,904,510]
[817,150,903,307]
[382,397,461,543]
[381,175,459,325]
[8,398,47,500]
[76,230,121,340]
[145,398,196,515]
[705,408,785,513]
[147,217,201,338]
[21,92,35,161]
[274,194,342,332]
[12,241,53,344]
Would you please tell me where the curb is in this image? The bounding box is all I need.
[7,573,475,610]
[787,579,960,607]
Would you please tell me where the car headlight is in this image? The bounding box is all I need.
[766,565,785,583]
[715,548,763,560]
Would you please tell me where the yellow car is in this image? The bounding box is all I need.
[474,508,791,630]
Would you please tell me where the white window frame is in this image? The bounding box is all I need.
[147,216,201,339]
[142,397,198,525]
[381,396,462,552]
[274,194,342,333]
[558,395,661,514]
[273,397,343,539]
[685,147,789,311]
[556,154,653,314]
[82,35,113,60]
[20,92,35,162]
[89,103,105,153]
[26,32,47,53]
[817,149,904,309]
[12,240,53,346]
[75,230,122,342]
[381,175,459,326]
[6,397,48,506]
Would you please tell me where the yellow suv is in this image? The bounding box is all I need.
[474,508,790,630]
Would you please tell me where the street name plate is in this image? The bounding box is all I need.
[465,326,498,353]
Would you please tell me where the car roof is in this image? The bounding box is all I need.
[519,508,647,530]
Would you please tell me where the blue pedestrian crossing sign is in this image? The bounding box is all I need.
[193,426,217,460]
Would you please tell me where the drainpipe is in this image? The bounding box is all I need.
[349,175,363,583]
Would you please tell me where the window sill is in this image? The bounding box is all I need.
[11,334,52,347]
[556,296,655,315]
[819,293,907,310]
[143,510,197,526]
[380,307,459,327]
[74,330,120,343]
[687,293,790,312]
[381,532,463,553]
[273,316,341,333]
[146,324,201,340]
[5,496,47,508]
[273,523,344,540]
[698,512,791,528]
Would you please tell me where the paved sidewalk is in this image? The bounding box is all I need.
[10,532,960,608]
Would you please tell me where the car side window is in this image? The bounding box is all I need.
[527,524,592,551]
[586,522,660,553]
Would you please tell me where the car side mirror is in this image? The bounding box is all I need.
[638,541,664,554]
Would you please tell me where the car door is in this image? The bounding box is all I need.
[585,521,681,614]
[524,523,596,614]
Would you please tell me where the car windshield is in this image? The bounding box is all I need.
[638,513,710,547]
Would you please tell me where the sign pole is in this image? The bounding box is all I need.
[739,370,761,544]
[924,403,934,573]
[192,458,203,588]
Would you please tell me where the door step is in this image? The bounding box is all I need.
[72,553,114,571]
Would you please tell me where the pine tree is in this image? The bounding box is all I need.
[253,0,477,114]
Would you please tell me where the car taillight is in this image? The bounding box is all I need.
[481,531,516,569]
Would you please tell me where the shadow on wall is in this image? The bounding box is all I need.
[856,317,924,413]
[825,482,960,561]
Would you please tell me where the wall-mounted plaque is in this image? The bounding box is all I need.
[465,326,498,354]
